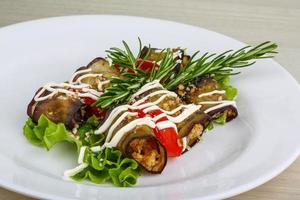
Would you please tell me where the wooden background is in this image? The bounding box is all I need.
[0,0,299,199]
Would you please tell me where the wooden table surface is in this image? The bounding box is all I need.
[0,0,299,199]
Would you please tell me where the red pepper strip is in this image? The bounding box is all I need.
[136,59,159,72]
[82,97,107,119]
[146,109,183,157]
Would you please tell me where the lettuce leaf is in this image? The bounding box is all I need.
[23,115,81,151]
[77,116,105,147]
[215,75,238,100]
[71,147,140,187]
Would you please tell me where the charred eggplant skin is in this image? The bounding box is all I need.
[177,111,211,149]
[27,89,84,129]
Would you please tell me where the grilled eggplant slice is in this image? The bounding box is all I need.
[177,111,211,149]
[118,125,167,173]
[71,57,119,91]
[27,90,84,129]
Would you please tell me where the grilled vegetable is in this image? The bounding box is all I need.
[71,57,119,91]
[119,125,167,173]
[27,91,84,129]
[176,76,238,122]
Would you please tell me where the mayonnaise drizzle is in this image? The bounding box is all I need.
[34,82,100,102]
[130,80,163,100]
[77,146,87,164]
[156,121,178,131]
[105,112,138,142]
[204,101,236,113]
[132,90,177,106]
[64,163,88,177]
[106,117,156,148]
[69,68,92,83]
[167,104,201,123]
[198,90,225,98]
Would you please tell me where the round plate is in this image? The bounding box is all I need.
[0,15,299,200]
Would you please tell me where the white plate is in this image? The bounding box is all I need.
[0,15,299,200]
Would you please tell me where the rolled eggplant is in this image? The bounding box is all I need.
[176,76,238,122]
[95,110,167,173]
[70,57,119,92]
[27,89,84,129]
[118,125,167,173]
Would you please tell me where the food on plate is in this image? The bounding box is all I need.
[23,39,278,186]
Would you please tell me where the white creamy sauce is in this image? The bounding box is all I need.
[132,90,177,106]
[204,101,236,113]
[97,80,110,91]
[105,117,156,148]
[181,137,187,152]
[69,68,92,83]
[152,113,168,121]
[105,112,138,142]
[130,80,163,100]
[34,82,100,102]
[94,105,135,135]
[167,104,201,123]
[198,90,225,98]
[142,104,185,115]
[64,163,88,177]
[77,146,87,164]
[156,121,178,131]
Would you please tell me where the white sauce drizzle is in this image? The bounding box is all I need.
[34,82,99,102]
[106,117,156,148]
[64,163,88,177]
[105,112,138,142]
[97,80,110,91]
[75,73,103,83]
[156,121,178,131]
[204,101,236,114]
[132,90,177,106]
[77,146,87,164]
[167,104,201,123]
[69,68,92,83]
[130,80,163,100]
[152,113,168,121]
[198,90,225,98]
[181,137,187,152]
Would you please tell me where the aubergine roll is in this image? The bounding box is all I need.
[70,57,119,92]
[27,82,102,129]
[176,76,238,122]
[93,107,167,173]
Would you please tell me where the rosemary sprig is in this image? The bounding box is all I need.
[94,39,278,109]
[164,41,278,90]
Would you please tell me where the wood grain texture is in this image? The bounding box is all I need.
[0,0,299,199]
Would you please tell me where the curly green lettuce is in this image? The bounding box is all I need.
[71,147,140,187]
[77,115,105,147]
[215,75,238,100]
[23,115,82,151]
